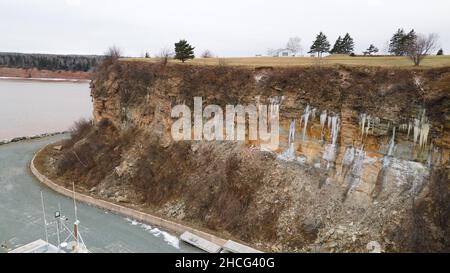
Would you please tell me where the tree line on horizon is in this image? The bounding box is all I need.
[150,29,443,66]
[105,30,445,67]
[1,28,445,71]
[0,52,103,72]
[303,29,441,65]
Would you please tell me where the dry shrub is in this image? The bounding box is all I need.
[201,50,214,58]
[204,152,267,234]
[386,166,450,252]
[132,140,192,205]
[425,167,450,251]
[177,65,254,106]
[56,119,132,188]
[69,118,93,143]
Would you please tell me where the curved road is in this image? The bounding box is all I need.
[0,134,200,253]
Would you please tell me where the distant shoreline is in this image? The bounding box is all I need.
[0,76,90,83]
[0,67,91,81]
[0,131,68,146]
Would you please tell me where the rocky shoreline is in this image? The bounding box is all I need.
[0,131,68,146]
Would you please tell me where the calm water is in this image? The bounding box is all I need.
[0,79,200,253]
[0,79,92,140]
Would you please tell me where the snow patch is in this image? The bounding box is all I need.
[125,218,180,249]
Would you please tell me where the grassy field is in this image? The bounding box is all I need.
[126,54,450,69]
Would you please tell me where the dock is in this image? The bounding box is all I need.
[222,240,263,253]
[180,232,222,253]
[9,239,64,253]
[180,232,263,253]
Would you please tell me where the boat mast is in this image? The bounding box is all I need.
[55,203,61,250]
[40,191,49,245]
[72,182,79,252]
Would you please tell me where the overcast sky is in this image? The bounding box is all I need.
[0,0,448,57]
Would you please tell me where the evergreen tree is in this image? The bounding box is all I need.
[389,29,417,56]
[364,44,379,55]
[437,48,444,55]
[329,33,354,55]
[341,33,354,54]
[0,53,101,72]
[403,29,417,55]
[308,32,330,57]
[389,28,406,55]
[330,36,343,54]
[174,40,195,62]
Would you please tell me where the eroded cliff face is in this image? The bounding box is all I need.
[57,61,449,252]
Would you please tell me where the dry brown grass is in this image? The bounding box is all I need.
[124,54,450,69]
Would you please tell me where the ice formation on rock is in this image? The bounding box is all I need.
[278,120,297,161]
[322,114,341,168]
[301,105,311,140]
[320,110,327,130]
[358,113,383,139]
[268,96,284,119]
[412,110,430,149]
[419,123,430,149]
[372,127,397,199]
[407,121,412,140]
[348,145,366,189]
[359,113,367,136]
[330,115,340,145]
[387,127,396,157]
[311,108,317,122]
[322,144,337,168]
[343,146,355,166]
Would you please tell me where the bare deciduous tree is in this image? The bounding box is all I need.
[105,46,122,61]
[406,33,439,66]
[100,46,122,67]
[157,47,173,65]
[286,37,302,55]
[201,50,214,58]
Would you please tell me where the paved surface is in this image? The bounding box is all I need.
[180,231,222,253]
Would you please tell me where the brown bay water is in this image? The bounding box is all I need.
[0,79,92,140]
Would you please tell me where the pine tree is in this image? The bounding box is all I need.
[308,32,330,57]
[389,29,417,56]
[174,40,195,62]
[341,33,354,54]
[330,36,343,54]
[389,28,406,56]
[402,29,417,55]
[364,44,379,55]
[437,48,444,55]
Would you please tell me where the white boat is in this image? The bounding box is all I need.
[9,184,89,253]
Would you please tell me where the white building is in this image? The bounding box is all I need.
[271,48,297,57]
